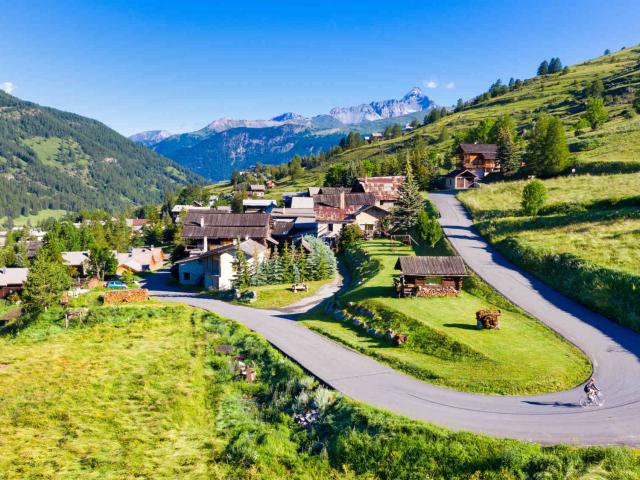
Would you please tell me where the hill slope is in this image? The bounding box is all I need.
[332,46,640,174]
[0,91,204,221]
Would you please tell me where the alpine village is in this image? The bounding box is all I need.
[1,4,640,479]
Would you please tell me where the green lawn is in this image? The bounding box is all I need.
[0,303,636,478]
[303,238,590,394]
[1,208,67,227]
[236,279,333,309]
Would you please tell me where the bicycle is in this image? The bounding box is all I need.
[580,390,604,408]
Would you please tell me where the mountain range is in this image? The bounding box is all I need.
[130,88,436,180]
[0,91,204,222]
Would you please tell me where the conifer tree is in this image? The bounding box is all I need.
[281,241,294,283]
[297,245,308,281]
[232,244,251,289]
[454,98,464,112]
[525,114,570,177]
[537,60,549,76]
[22,247,72,313]
[391,158,424,232]
[497,127,519,175]
[269,247,284,284]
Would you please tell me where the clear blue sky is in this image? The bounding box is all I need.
[1,0,638,135]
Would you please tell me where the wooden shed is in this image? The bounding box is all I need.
[394,256,468,297]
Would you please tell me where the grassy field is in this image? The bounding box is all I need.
[303,238,590,394]
[235,279,333,309]
[459,176,640,331]
[0,303,637,479]
[0,208,67,227]
[207,169,324,201]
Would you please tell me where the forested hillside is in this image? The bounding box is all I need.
[0,91,204,222]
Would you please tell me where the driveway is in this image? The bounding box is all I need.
[145,196,640,445]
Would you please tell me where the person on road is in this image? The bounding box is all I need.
[584,378,600,402]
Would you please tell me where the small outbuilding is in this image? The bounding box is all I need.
[394,256,468,297]
[443,169,479,190]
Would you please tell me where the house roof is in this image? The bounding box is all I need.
[290,196,315,209]
[355,176,404,201]
[177,239,266,264]
[313,192,377,208]
[242,199,277,207]
[317,187,351,195]
[444,168,479,178]
[249,184,266,191]
[27,241,43,258]
[394,256,468,276]
[62,251,91,267]
[458,143,498,159]
[116,247,163,271]
[0,268,29,287]
[272,220,295,237]
[181,212,271,239]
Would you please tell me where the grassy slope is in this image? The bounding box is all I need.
[333,46,640,172]
[303,238,589,394]
[237,279,332,309]
[0,303,637,479]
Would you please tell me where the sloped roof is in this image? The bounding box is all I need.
[444,168,479,178]
[355,176,404,201]
[313,192,376,208]
[317,187,352,195]
[0,268,29,287]
[62,251,91,267]
[249,184,266,191]
[394,256,468,276]
[458,143,498,159]
[176,239,266,264]
[290,196,315,209]
[182,212,270,239]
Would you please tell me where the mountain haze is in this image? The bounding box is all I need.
[131,88,436,180]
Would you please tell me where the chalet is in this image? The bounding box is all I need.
[353,205,391,237]
[181,211,273,254]
[176,239,267,290]
[456,143,499,178]
[443,169,479,190]
[62,251,91,276]
[394,256,468,297]
[115,247,164,274]
[368,132,383,143]
[313,191,378,238]
[265,179,277,189]
[249,184,266,197]
[126,218,148,234]
[171,204,212,221]
[353,176,404,206]
[0,267,28,299]
[242,199,277,214]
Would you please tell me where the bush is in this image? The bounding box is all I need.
[338,224,363,250]
[521,180,548,216]
[569,138,605,152]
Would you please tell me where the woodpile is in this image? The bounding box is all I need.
[476,309,501,329]
[103,288,149,304]
[415,285,459,298]
[291,283,308,292]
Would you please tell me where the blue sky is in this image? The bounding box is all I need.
[1,0,638,135]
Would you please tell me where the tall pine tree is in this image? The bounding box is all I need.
[496,127,519,175]
[391,158,424,232]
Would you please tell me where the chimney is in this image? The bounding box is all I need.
[200,217,205,228]
[339,191,345,210]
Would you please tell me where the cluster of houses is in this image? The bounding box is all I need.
[175,176,405,289]
[0,247,164,300]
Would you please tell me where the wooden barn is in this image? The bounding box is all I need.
[443,169,479,189]
[394,256,468,297]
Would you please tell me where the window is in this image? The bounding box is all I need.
[211,259,220,276]
[183,272,191,281]
[328,224,334,232]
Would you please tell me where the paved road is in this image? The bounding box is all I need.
[145,194,640,445]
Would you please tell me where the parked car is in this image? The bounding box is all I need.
[106,280,127,289]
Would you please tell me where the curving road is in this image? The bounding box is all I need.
[145,193,640,445]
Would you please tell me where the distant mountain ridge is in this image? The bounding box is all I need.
[128,129,172,147]
[130,87,436,180]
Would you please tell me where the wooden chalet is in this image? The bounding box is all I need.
[0,268,29,299]
[456,143,499,177]
[181,210,273,253]
[248,184,266,197]
[394,256,468,297]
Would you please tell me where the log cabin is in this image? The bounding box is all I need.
[394,256,468,297]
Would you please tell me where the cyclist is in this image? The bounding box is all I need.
[584,378,600,403]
